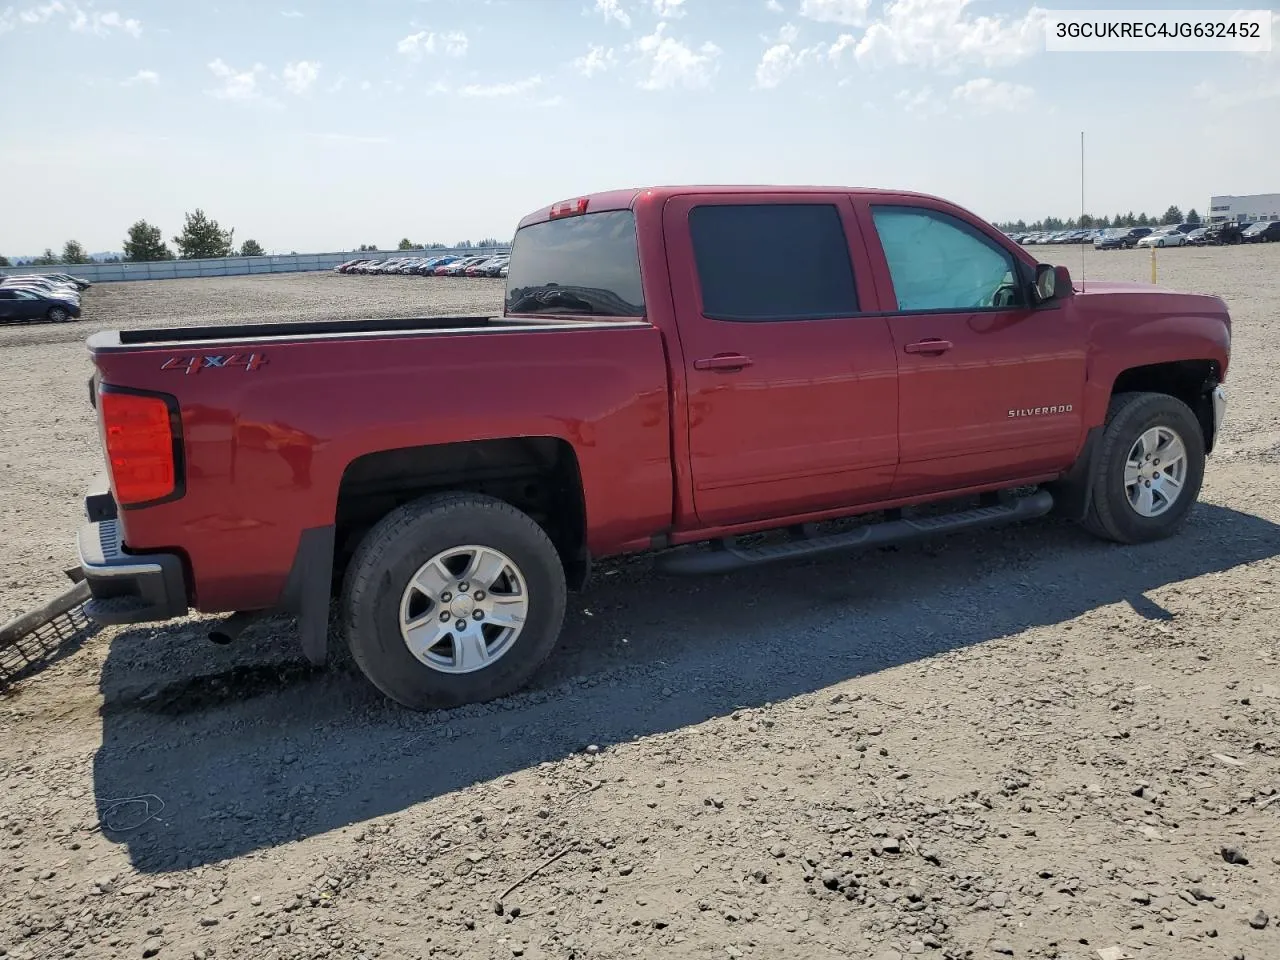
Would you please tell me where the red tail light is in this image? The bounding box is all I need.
[100,388,182,506]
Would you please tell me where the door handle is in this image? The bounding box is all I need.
[694,353,753,372]
[903,339,953,355]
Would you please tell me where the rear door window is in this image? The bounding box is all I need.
[505,210,644,316]
[687,203,859,321]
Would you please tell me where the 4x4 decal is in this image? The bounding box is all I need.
[160,353,266,374]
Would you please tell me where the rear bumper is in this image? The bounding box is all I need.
[76,484,188,625]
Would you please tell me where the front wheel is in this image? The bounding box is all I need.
[1081,392,1205,544]
[340,492,567,711]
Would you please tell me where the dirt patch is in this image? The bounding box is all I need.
[1,250,1278,960]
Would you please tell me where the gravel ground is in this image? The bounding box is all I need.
[1,249,1278,960]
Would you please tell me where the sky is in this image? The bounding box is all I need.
[1,0,1277,256]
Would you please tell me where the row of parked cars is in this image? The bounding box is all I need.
[1009,220,1280,250]
[0,272,91,324]
[335,254,510,278]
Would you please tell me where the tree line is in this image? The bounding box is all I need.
[1,217,508,268]
[995,205,1201,233]
[1,210,266,267]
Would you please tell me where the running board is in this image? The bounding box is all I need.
[655,489,1055,576]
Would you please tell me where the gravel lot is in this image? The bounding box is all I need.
[1,249,1278,960]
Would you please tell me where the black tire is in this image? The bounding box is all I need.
[340,492,567,711]
[1081,391,1205,544]
[47,307,70,323]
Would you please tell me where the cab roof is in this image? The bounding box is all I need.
[515,185,956,229]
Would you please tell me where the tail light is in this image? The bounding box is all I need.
[99,386,183,507]
[549,197,589,219]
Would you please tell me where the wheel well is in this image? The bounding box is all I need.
[1111,360,1221,452]
[335,437,588,589]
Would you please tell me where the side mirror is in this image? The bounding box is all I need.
[1034,263,1073,304]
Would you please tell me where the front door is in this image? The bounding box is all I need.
[663,194,899,527]
[855,199,1087,497]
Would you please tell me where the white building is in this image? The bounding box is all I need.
[1207,193,1280,223]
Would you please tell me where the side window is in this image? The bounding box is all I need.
[870,206,1024,311]
[689,203,859,321]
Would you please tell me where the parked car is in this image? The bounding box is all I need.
[76,184,1231,712]
[41,272,92,290]
[440,256,490,276]
[1,276,82,301]
[1204,223,1244,245]
[465,256,508,277]
[1242,221,1280,243]
[1093,228,1128,250]
[1095,227,1152,250]
[0,286,82,323]
[1185,227,1211,246]
[1137,228,1188,248]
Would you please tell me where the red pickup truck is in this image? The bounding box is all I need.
[78,186,1231,710]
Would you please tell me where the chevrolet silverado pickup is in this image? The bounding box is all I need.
[77,186,1231,710]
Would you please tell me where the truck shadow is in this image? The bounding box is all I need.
[91,502,1280,872]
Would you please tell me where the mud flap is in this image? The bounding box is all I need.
[278,525,336,666]
[1045,425,1103,522]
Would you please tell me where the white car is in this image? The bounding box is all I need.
[1137,229,1188,248]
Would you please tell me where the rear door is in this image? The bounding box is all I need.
[663,193,899,527]
[853,198,1087,497]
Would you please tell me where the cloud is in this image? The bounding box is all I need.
[766,0,783,11]
[653,0,685,17]
[798,0,869,27]
[459,75,543,97]
[283,60,321,94]
[753,23,828,89]
[1193,11,1280,108]
[281,9,303,17]
[631,22,721,90]
[951,77,1034,112]
[208,58,265,101]
[121,69,158,86]
[396,29,468,59]
[572,43,617,77]
[6,2,141,36]
[895,86,943,114]
[594,0,631,28]
[18,1,64,25]
[853,0,1048,70]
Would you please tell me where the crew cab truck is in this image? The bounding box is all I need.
[77,186,1231,711]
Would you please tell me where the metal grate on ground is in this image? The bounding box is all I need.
[0,579,96,692]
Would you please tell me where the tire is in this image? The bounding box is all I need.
[47,307,70,323]
[340,492,567,711]
[1081,391,1205,545]
[1156,240,1165,248]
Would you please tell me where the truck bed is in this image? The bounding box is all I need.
[88,313,647,350]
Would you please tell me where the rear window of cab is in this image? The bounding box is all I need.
[504,210,645,317]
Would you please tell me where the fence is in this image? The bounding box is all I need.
[0,246,511,284]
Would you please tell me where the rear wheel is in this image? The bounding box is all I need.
[47,307,70,323]
[341,492,567,711]
[1081,392,1205,544]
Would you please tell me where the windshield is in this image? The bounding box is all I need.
[505,209,644,317]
